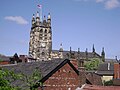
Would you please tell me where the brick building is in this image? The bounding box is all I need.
[82,84,120,90]
[2,59,79,90]
[113,62,120,85]
[96,62,114,83]
[114,63,120,79]
[38,59,79,90]
[0,54,10,65]
[2,59,102,90]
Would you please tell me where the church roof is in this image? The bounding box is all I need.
[52,50,101,59]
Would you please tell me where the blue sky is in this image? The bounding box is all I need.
[0,0,120,59]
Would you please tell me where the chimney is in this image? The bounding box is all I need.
[108,63,110,70]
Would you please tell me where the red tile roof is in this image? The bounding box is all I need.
[83,84,120,90]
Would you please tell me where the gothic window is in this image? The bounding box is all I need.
[40,29,43,33]
[45,37,47,40]
[42,52,45,56]
[45,29,47,33]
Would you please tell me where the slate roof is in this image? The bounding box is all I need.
[86,72,102,85]
[105,58,117,63]
[96,63,114,75]
[83,84,120,90]
[52,50,101,59]
[98,63,114,71]
[1,59,78,89]
[2,59,70,78]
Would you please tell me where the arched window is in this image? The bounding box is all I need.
[42,52,45,56]
[49,37,51,40]
[40,29,43,33]
[45,29,47,33]
[45,37,47,40]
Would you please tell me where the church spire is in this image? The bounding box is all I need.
[43,15,46,25]
[70,47,72,54]
[92,44,95,53]
[59,43,63,59]
[78,48,80,60]
[102,47,105,55]
[59,43,63,52]
[36,11,39,17]
[36,11,40,26]
[78,48,80,54]
[32,14,35,27]
[85,48,88,60]
[101,47,105,62]
[32,14,35,19]
[69,47,72,59]
[47,13,51,19]
[47,13,51,27]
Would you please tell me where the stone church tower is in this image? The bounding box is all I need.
[29,11,52,61]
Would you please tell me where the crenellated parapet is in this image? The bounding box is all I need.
[31,11,51,29]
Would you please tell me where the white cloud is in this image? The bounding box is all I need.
[105,0,120,9]
[96,0,104,3]
[74,0,120,9]
[96,0,120,9]
[4,16,28,25]
[74,0,89,2]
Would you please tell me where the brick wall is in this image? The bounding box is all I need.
[0,61,10,65]
[114,63,120,79]
[70,60,78,69]
[39,63,79,90]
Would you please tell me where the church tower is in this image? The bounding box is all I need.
[29,11,52,61]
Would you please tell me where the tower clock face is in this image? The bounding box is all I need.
[41,43,45,47]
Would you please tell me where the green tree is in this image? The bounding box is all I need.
[21,68,42,90]
[0,68,42,90]
[0,68,21,90]
[0,58,3,62]
[84,58,102,70]
[104,80,113,86]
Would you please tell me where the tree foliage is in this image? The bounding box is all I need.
[20,68,42,90]
[84,58,102,70]
[0,67,42,90]
[104,80,113,86]
[0,68,21,90]
[0,58,3,62]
